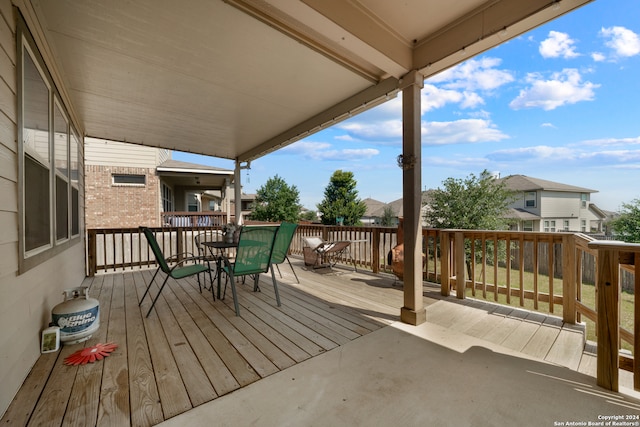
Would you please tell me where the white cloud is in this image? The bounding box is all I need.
[509,68,599,110]
[539,31,580,59]
[281,141,379,161]
[541,123,556,129]
[424,156,490,168]
[424,119,509,145]
[421,84,464,112]
[488,145,576,161]
[601,26,640,57]
[338,117,509,146]
[487,144,640,168]
[339,120,403,140]
[578,136,640,147]
[591,52,606,62]
[430,57,514,91]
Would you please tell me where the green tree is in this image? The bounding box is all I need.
[610,199,640,242]
[424,170,516,230]
[424,170,516,276]
[251,175,301,222]
[317,170,367,226]
[380,205,395,226]
[299,210,317,222]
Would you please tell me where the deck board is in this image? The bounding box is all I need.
[98,272,131,426]
[134,272,193,419]
[127,270,163,426]
[64,274,109,427]
[3,259,599,427]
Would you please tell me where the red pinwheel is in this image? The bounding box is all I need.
[64,342,118,366]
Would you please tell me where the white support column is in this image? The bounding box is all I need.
[234,160,243,225]
[399,70,426,326]
[224,178,231,224]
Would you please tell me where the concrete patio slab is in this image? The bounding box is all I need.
[159,320,640,426]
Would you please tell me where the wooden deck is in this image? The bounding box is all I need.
[1,258,609,426]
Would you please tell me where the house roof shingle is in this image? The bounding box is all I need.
[498,174,597,193]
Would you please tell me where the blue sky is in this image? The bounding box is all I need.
[174,0,640,212]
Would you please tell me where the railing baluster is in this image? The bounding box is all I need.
[506,236,511,304]
[493,233,500,302]
[635,259,640,390]
[547,237,555,313]
[533,235,539,310]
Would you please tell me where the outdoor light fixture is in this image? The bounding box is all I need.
[397,154,417,170]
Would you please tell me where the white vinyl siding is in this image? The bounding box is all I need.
[85,137,168,168]
[539,191,581,218]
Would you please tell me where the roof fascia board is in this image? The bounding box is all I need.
[301,0,412,71]
[156,167,234,176]
[415,0,594,77]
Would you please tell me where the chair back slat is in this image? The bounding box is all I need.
[195,230,222,257]
[271,222,298,264]
[233,226,279,275]
[140,227,171,273]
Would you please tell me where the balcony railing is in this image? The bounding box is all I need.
[160,211,229,227]
[85,225,639,392]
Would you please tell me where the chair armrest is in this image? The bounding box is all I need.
[166,252,211,268]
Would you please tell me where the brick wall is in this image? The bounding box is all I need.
[85,165,160,228]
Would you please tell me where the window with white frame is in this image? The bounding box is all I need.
[187,192,200,212]
[525,191,536,208]
[544,220,556,232]
[161,183,174,212]
[70,129,80,237]
[564,220,570,231]
[19,17,82,272]
[54,100,69,242]
[581,193,588,208]
[523,220,533,231]
[581,219,587,232]
[23,48,51,253]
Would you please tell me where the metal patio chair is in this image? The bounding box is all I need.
[139,226,213,317]
[270,222,299,283]
[221,225,279,316]
[303,236,355,270]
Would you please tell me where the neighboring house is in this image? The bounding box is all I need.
[361,197,390,225]
[387,179,608,234]
[85,138,235,228]
[363,192,433,226]
[498,174,607,233]
[230,192,256,221]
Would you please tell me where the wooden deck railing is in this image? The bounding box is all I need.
[160,211,229,227]
[86,224,401,276]
[85,225,639,392]
[587,240,640,392]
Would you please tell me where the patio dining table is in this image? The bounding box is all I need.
[202,241,237,299]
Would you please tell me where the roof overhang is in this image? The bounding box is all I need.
[17,0,593,162]
[156,161,234,190]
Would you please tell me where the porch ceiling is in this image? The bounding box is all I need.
[24,0,592,162]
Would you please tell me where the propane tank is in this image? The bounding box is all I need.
[51,287,100,345]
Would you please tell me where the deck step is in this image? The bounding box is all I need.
[425,297,589,373]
